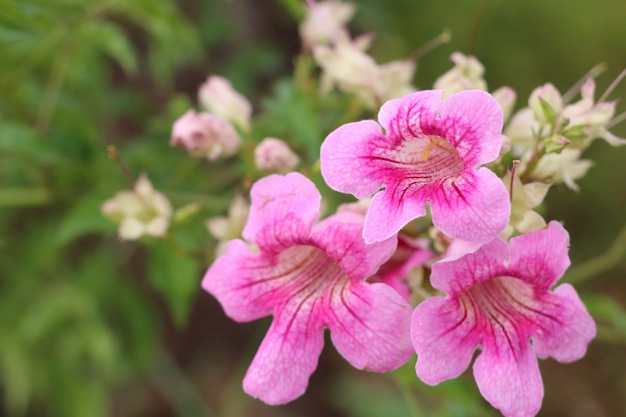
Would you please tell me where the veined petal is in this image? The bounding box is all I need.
[243,304,325,405]
[464,275,546,417]
[507,221,570,290]
[312,217,397,282]
[328,283,413,371]
[531,284,596,362]
[243,173,320,251]
[430,237,509,295]
[320,120,390,198]
[430,168,510,243]
[437,90,504,166]
[412,297,480,384]
[202,239,275,322]
[473,335,543,417]
[363,184,428,243]
[377,90,442,140]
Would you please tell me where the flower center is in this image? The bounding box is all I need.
[276,245,349,297]
[460,276,540,339]
[398,136,464,183]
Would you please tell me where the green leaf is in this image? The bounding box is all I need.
[0,187,51,207]
[54,190,116,246]
[562,123,587,140]
[0,0,23,24]
[79,20,138,74]
[148,241,200,326]
[538,97,557,126]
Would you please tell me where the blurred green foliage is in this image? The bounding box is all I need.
[1,0,625,416]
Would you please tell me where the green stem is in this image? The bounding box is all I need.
[565,222,626,284]
[393,375,425,417]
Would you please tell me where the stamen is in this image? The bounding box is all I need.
[421,137,454,162]
[509,160,520,203]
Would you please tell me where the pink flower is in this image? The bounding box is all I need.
[411,222,596,417]
[202,173,413,405]
[320,89,510,243]
[170,110,241,160]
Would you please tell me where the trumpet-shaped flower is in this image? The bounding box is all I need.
[412,222,596,417]
[202,173,413,405]
[321,89,510,243]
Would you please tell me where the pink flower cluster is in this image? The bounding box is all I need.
[202,89,595,417]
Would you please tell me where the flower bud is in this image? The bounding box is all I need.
[299,0,355,48]
[206,194,249,256]
[434,52,487,95]
[254,137,300,174]
[313,31,415,109]
[529,83,563,125]
[101,174,172,240]
[198,76,252,132]
[171,110,241,160]
[492,86,517,122]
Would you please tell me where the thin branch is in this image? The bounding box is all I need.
[565,222,626,285]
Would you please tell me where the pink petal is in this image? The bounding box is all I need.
[243,173,320,251]
[243,304,325,405]
[430,167,510,242]
[202,239,274,322]
[507,221,570,290]
[531,283,596,362]
[320,120,389,198]
[412,297,480,384]
[312,217,397,282]
[437,90,504,166]
[473,334,543,417]
[430,235,509,296]
[362,185,428,243]
[377,90,441,140]
[327,283,413,371]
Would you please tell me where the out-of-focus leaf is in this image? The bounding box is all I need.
[0,27,33,42]
[54,190,116,246]
[392,360,495,417]
[0,341,32,414]
[583,293,626,339]
[0,122,61,163]
[260,79,322,159]
[148,241,200,326]
[0,0,23,24]
[329,373,413,417]
[0,187,50,206]
[79,20,138,74]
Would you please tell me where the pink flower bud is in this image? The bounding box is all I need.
[198,76,252,132]
[171,110,241,160]
[254,137,300,174]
